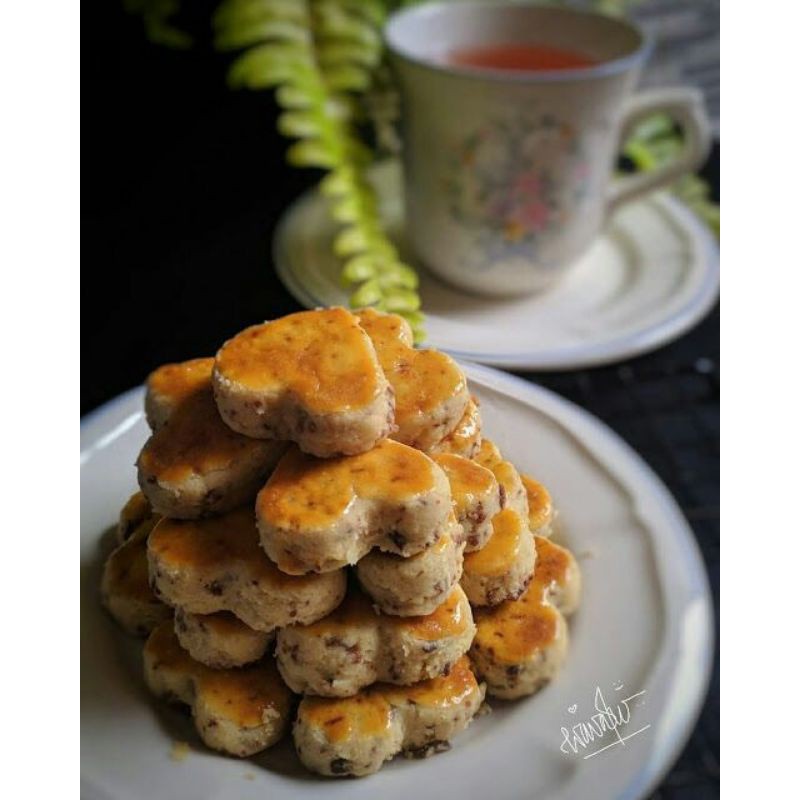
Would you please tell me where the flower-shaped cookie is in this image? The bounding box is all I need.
[356,308,469,451]
[137,361,285,519]
[147,507,346,631]
[213,308,394,457]
[461,508,536,606]
[293,656,485,777]
[275,585,475,697]
[470,536,581,699]
[144,621,294,757]
[256,440,452,574]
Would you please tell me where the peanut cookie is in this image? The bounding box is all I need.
[293,656,484,777]
[474,439,529,520]
[116,490,156,544]
[461,508,536,607]
[137,375,285,519]
[173,608,274,669]
[433,452,502,552]
[356,513,464,616]
[470,536,581,699]
[148,508,346,632]
[356,308,469,451]
[212,308,394,457]
[101,501,170,636]
[144,357,215,431]
[521,474,555,538]
[256,440,452,574]
[429,396,483,459]
[144,621,294,757]
[276,585,475,697]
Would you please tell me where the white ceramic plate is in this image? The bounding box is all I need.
[273,161,720,370]
[81,364,713,800]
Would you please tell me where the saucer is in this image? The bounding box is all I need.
[273,161,719,370]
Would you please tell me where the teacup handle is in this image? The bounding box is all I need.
[608,87,712,213]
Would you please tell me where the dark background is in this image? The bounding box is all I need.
[82,3,719,798]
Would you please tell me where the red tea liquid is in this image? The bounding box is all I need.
[448,43,596,72]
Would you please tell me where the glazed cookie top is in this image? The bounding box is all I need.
[214,308,387,415]
[430,397,482,458]
[472,537,577,665]
[299,655,480,739]
[462,508,531,579]
[433,454,500,530]
[294,585,472,644]
[149,508,331,592]
[521,474,554,534]
[356,309,468,446]
[256,439,451,573]
[145,621,292,728]
[145,358,215,428]
[138,389,276,486]
[473,439,529,519]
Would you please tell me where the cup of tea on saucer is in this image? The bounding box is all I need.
[385,1,712,297]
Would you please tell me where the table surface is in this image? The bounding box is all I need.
[82,6,719,797]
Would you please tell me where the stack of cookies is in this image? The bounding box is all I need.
[100,307,582,777]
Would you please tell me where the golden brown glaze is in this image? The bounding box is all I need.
[147,358,214,408]
[531,535,573,596]
[384,656,478,708]
[433,453,497,520]
[463,508,528,578]
[299,693,393,743]
[118,491,154,542]
[257,440,439,532]
[521,475,553,532]
[472,537,572,664]
[145,622,292,728]
[138,389,270,484]
[356,308,467,440]
[106,536,156,602]
[299,656,478,743]
[299,585,468,642]
[395,588,470,642]
[432,398,482,456]
[149,508,319,591]
[214,308,384,413]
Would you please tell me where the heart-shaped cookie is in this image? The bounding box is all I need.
[143,621,294,757]
[470,536,581,699]
[429,396,483,458]
[137,361,286,519]
[461,508,536,607]
[213,308,394,457]
[256,439,452,574]
[147,507,347,631]
[293,656,484,777]
[101,494,170,636]
[433,452,502,552]
[275,584,475,697]
[355,512,464,617]
[356,309,469,451]
[145,357,215,431]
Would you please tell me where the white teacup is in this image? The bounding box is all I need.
[385,2,712,297]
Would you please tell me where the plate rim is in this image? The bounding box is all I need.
[272,174,719,371]
[81,367,714,799]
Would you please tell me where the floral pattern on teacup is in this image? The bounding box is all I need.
[443,113,588,269]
